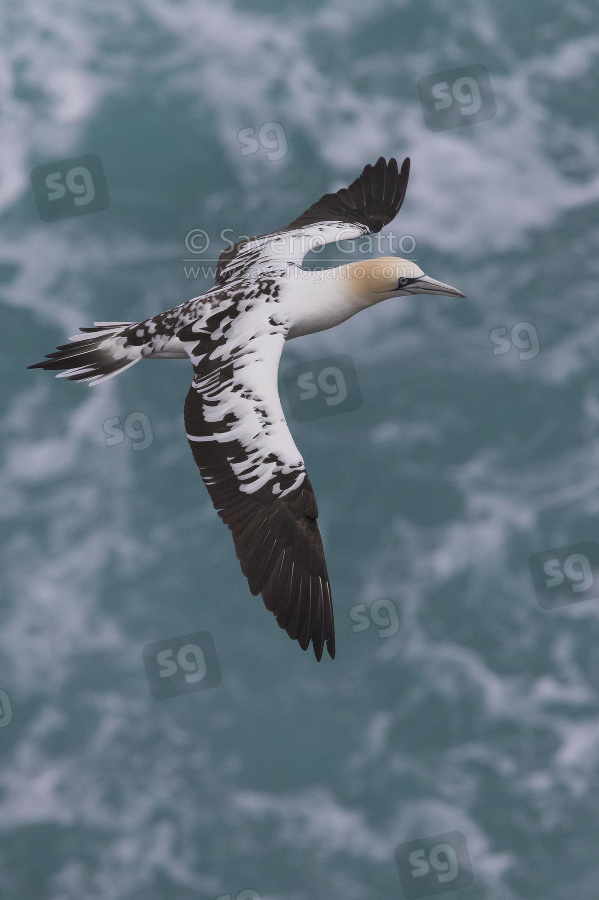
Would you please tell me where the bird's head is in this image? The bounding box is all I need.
[343,256,466,305]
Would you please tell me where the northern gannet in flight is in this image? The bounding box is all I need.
[30,157,465,661]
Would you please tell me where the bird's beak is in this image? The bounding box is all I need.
[407,275,466,298]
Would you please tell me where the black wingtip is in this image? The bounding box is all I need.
[313,635,335,661]
[282,154,411,236]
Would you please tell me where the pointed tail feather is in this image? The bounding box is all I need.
[28,322,141,385]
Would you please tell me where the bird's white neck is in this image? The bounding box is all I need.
[283,262,383,339]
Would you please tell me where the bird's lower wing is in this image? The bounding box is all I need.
[182,329,335,661]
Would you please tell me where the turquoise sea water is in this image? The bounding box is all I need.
[2,1,599,898]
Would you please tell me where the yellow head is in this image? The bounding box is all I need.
[340,256,466,305]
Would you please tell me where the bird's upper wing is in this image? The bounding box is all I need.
[179,312,334,661]
[215,156,410,286]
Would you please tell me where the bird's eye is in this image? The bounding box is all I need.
[398,276,416,288]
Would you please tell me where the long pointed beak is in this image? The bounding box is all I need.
[407,275,466,298]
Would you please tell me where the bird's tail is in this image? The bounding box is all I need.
[28,321,142,385]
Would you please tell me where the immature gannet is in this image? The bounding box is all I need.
[30,157,465,661]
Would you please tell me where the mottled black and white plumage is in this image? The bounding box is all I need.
[30,157,466,661]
